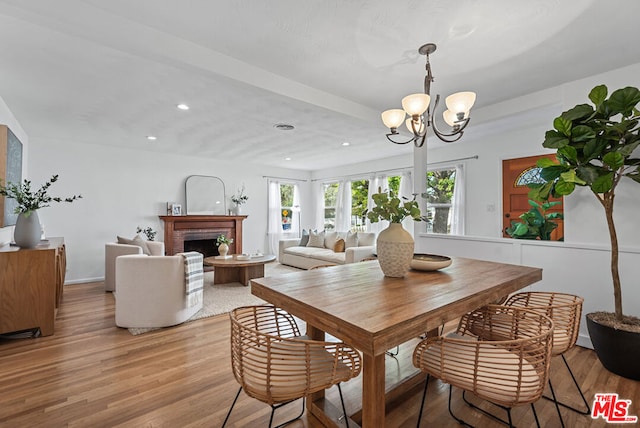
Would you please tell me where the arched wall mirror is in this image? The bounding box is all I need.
[185,175,226,215]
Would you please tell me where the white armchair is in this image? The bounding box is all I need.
[114,254,203,328]
[104,241,164,291]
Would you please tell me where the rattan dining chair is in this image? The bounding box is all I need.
[413,305,554,428]
[503,291,589,428]
[222,305,362,428]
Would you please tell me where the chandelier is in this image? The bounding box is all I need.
[381,43,476,147]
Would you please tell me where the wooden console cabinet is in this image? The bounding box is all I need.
[0,237,65,337]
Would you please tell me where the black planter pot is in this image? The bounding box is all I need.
[586,314,640,381]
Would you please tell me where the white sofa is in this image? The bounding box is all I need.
[279,231,376,270]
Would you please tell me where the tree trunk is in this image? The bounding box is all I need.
[433,207,450,234]
[604,193,623,321]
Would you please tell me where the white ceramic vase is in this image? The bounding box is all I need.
[376,223,414,278]
[218,243,229,258]
[14,210,41,248]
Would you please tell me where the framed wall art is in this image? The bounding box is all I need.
[0,125,23,227]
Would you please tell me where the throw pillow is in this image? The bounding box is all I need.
[356,232,376,247]
[345,231,358,249]
[117,234,151,255]
[306,230,325,248]
[299,229,310,246]
[324,231,339,249]
[333,238,345,253]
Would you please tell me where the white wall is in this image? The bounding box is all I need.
[415,62,640,242]
[0,95,28,246]
[416,235,640,349]
[311,153,413,181]
[27,137,311,283]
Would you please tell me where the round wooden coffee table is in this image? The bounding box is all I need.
[203,254,276,286]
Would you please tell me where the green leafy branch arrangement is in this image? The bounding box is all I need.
[231,184,248,205]
[366,190,423,224]
[136,226,157,241]
[0,174,82,215]
[216,235,233,246]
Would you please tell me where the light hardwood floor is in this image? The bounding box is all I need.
[0,280,638,427]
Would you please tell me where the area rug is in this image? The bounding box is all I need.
[128,262,302,335]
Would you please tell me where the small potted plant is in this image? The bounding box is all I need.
[231,184,248,215]
[0,174,81,248]
[216,234,233,258]
[529,84,640,379]
[367,189,422,277]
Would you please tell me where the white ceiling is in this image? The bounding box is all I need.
[1,0,639,171]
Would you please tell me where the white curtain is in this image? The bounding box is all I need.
[366,174,388,235]
[314,181,325,230]
[335,180,352,232]
[292,184,301,237]
[451,164,466,235]
[267,180,282,255]
[399,170,415,236]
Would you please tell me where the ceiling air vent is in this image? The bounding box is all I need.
[273,123,295,131]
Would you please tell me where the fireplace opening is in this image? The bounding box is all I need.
[184,238,219,258]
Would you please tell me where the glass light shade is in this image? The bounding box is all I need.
[401,93,431,116]
[445,91,476,114]
[381,109,406,129]
[406,117,425,135]
[443,109,469,126]
[443,110,457,127]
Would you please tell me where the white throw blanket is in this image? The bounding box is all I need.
[180,252,204,308]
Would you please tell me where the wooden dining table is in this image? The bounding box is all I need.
[250,257,542,428]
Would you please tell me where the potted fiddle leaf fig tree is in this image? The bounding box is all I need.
[528,84,640,379]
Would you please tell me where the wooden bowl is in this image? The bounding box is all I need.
[410,254,452,271]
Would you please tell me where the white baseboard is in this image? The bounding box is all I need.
[576,333,593,350]
[64,276,104,285]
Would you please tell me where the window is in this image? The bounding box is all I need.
[350,179,368,231]
[323,182,338,230]
[516,166,546,186]
[424,167,457,234]
[387,175,401,195]
[322,175,405,232]
[280,183,294,231]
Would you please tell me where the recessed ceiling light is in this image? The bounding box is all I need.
[146,135,157,141]
[284,157,292,161]
[342,142,350,146]
[176,103,190,110]
[274,123,295,131]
